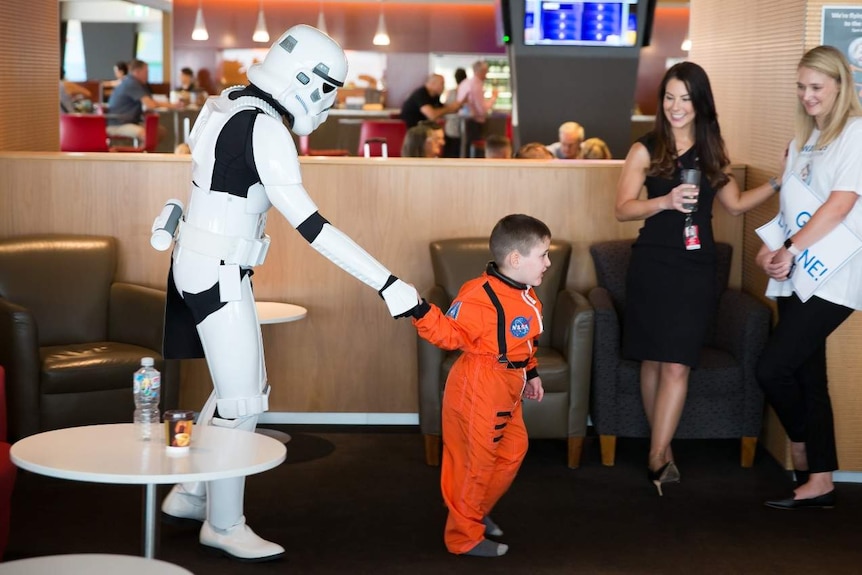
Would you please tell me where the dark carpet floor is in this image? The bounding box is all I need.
[5,426,862,574]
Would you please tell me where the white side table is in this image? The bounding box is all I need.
[10,424,285,559]
[254,301,308,443]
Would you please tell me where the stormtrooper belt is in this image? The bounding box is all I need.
[177,221,271,267]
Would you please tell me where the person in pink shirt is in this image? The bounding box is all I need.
[455,60,498,156]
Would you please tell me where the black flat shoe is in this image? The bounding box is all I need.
[764,490,836,510]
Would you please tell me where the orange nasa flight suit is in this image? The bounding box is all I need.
[413,263,543,554]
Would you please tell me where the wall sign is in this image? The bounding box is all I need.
[822,5,862,102]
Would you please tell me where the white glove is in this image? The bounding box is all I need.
[378,277,421,318]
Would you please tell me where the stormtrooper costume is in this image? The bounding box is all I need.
[158,25,419,561]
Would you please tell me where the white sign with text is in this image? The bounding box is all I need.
[756,175,862,302]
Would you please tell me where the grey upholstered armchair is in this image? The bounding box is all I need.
[588,239,770,468]
[0,235,179,440]
[417,238,594,468]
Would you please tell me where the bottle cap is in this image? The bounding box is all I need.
[141,357,155,367]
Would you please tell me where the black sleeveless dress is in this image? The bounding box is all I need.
[622,134,718,368]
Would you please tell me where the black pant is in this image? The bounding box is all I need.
[462,119,486,157]
[755,293,853,472]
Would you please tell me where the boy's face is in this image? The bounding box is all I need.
[507,237,551,287]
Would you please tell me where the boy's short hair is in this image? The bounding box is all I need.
[489,214,551,265]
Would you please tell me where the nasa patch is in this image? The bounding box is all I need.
[510,316,531,338]
[446,301,462,320]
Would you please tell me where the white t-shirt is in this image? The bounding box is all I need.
[766,116,862,309]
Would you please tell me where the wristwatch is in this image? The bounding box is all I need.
[784,237,801,256]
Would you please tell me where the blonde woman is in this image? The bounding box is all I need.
[757,45,862,510]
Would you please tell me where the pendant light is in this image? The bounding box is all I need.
[191,0,209,41]
[317,0,328,35]
[372,0,390,46]
[253,0,270,43]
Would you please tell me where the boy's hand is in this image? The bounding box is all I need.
[524,376,544,402]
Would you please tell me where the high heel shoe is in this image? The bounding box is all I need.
[647,461,680,496]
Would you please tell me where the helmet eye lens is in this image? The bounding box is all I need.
[322,83,336,94]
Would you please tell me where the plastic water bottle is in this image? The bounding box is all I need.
[133,357,161,441]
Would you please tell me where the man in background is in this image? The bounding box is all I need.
[400,73,462,129]
[546,121,584,159]
[457,61,498,155]
[106,59,181,144]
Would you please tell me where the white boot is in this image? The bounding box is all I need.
[200,516,285,561]
[162,483,207,522]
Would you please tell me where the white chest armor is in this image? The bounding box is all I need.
[179,89,283,266]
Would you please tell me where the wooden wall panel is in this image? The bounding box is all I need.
[0,0,59,152]
[0,153,744,422]
[691,0,862,471]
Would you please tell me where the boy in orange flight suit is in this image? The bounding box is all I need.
[410,214,550,557]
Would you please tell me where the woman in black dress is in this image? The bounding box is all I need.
[615,62,780,494]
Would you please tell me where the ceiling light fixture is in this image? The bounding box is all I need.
[372,1,390,46]
[253,0,270,43]
[191,0,209,41]
[317,0,328,35]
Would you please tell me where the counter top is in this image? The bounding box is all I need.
[329,108,399,117]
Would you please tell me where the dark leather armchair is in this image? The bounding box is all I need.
[588,240,770,468]
[417,238,594,468]
[0,365,15,561]
[0,235,179,441]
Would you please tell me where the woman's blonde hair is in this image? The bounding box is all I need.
[795,45,862,151]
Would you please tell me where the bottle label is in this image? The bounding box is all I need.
[684,223,702,251]
[134,371,161,398]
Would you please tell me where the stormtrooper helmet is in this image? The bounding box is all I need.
[247,24,347,136]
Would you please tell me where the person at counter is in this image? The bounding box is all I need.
[106,59,181,144]
[442,67,468,157]
[400,73,462,129]
[457,61,498,152]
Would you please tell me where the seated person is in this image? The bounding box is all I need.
[515,142,555,159]
[106,59,181,144]
[400,74,463,129]
[401,120,446,158]
[178,67,197,92]
[60,77,92,113]
[102,61,128,90]
[546,121,584,159]
[580,137,612,159]
[484,134,512,159]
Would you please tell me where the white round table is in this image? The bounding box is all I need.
[10,424,285,559]
[255,301,307,325]
[254,301,308,443]
[0,554,193,574]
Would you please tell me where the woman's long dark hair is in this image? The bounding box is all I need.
[649,62,730,190]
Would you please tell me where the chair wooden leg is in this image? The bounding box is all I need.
[741,436,758,468]
[599,435,617,466]
[567,436,584,469]
[424,434,441,466]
